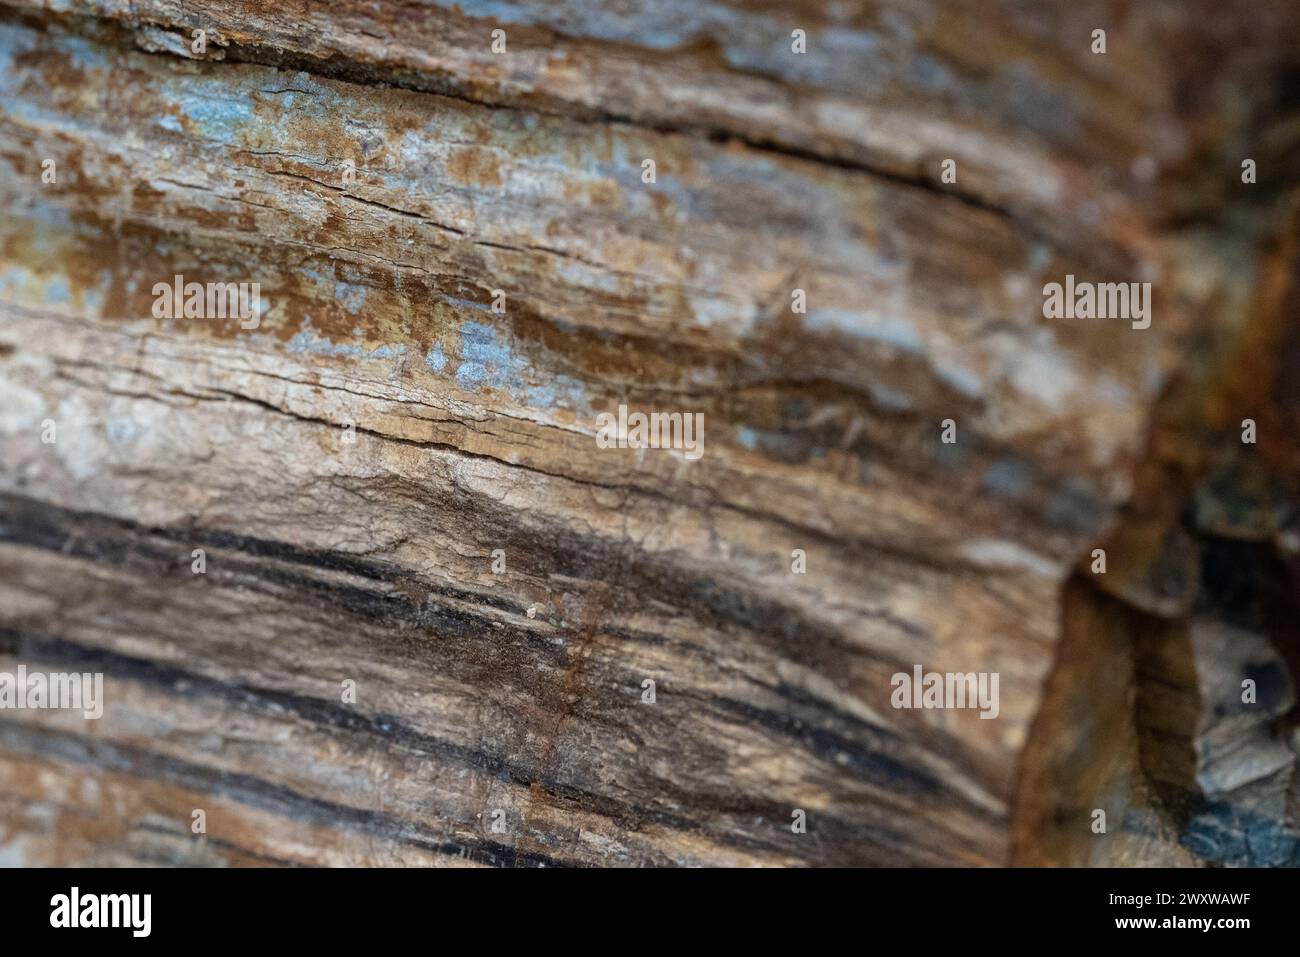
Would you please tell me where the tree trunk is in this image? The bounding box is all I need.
[1,0,1298,866]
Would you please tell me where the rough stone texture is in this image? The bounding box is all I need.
[0,1,1297,866]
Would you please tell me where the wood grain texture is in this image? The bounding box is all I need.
[0,1,1298,866]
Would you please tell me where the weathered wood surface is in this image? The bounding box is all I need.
[0,1,1297,866]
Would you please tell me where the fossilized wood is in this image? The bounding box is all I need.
[1013,209,1300,866]
[0,1,1297,866]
